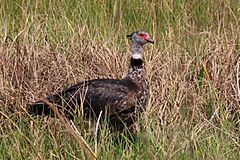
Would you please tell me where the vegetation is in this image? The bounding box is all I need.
[1,0,240,159]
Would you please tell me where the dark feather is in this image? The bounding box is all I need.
[28,78,144,130]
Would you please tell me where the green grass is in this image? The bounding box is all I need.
[1,116,240,159]
[1,0,240,159]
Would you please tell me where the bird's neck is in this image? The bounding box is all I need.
[130,58,143,68]
[131,43,143,61]
[124,43,147,96]
[130,43,144,69]
[124,43,145,80]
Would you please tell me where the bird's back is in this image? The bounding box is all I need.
[29,78,144,129]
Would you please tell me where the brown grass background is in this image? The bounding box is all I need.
[1,26,239,125]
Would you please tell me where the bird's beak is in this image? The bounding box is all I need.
[146,38,154,44]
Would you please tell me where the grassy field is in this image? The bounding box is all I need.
[1,0,240,159]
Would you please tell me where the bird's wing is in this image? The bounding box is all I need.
[83,79,139,114]
[46,79,139,112]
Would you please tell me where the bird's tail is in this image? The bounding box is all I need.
[28,100,53,116]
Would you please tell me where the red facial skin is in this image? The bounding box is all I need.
[139,33,153,43]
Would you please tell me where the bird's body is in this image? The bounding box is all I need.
[29,31,154,131]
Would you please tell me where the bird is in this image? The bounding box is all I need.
[28,30,154,131]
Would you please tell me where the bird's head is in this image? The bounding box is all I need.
[127,31,154,46]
